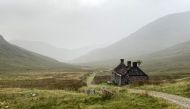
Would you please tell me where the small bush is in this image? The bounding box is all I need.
[139,91,149,97]
[100,89,114,100]
[93,75,111,84]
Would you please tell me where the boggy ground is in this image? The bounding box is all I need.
[93,70,190,98]
[0,72,88,90]
[0,71,183,109]
[0,88,181,109]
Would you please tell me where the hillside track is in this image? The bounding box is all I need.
[86,72,96,87]
[86,72,190,108]
[128,89,190,109]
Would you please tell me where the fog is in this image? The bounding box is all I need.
[1,0,190,49]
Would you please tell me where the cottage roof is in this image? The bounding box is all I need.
[128,67,148,76]
[114,59,128,75]
[113,60,148,77]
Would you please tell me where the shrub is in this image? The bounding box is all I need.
[100,89,114,100]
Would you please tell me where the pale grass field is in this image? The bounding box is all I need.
[0,72,89,90]
[0,88,182,109]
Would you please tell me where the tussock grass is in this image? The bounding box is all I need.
[125,71,190,98]
[93,69,190,98]
[0,72,88,90]
[132,80,190,98]
[0,71,187,109]
[0,88,182,109]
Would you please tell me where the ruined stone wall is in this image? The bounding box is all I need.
[112,72,122,85]
[115,74,121,85]
[128,76,148,83]
[121,75,129,85]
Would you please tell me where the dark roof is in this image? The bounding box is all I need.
[113,60,148,77]
[128,67,148,76]
[114,63,128,75]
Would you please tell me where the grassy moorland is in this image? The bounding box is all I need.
[129,77,190,98]
[0,72,88,90]
[93,69,190,98]
[127,68,190,98]
[0,88,182,109]
[0,71,184,109]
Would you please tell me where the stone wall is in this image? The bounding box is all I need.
[128,76,148,83]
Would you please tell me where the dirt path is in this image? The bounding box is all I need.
[176,77,190,82]
[86,73,190,108]
[128,89,190,109]
[86,72,96,87]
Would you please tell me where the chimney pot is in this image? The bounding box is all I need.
[127,61,132,67]
[133,62,138,67]
[120,59,124,64]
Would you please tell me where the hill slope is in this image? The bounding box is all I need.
[11,40,98,62]
[73,11,190,63]
[0,35,77,71]
[142,40,190,73]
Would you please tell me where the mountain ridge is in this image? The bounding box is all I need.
[11,40,99,62]
[73,11,190,63]
[141,39,190,74]
[0,35,79,71]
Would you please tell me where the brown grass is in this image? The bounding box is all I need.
[93,75,111,84]
[0,72,89,90]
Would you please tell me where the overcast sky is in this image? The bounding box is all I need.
[1,0,190,49]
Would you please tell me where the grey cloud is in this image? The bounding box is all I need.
[1,0,190,48]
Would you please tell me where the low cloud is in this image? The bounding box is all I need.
[1,0,190,49]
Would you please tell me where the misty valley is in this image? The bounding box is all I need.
[1,1,190,109]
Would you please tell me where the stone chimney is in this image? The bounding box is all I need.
[120,59,124,64]
[127,61,132,67]
[133,62,138,67]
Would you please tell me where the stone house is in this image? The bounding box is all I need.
[112,59,149,86]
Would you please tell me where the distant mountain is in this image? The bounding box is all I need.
[0,35,79,71]
[142,40,190,73]
[11,40,98,62]
[73,11,190,63]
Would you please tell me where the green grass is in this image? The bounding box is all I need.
[0,71,188,109]
[126,70,190,98]
[131,79,190,98]
[0,88,182,109]
[93,69,190,98]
